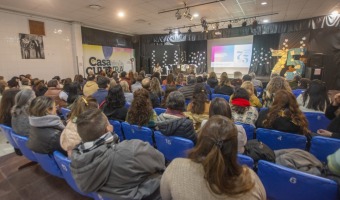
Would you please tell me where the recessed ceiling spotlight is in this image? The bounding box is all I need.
[261,2,267,5]
[118,11,125,17]
[193,13,199,18]
[88,4,102,10]
[263,19,269,23]
[331,11,339,16]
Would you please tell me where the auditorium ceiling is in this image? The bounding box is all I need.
[0,0,339,35]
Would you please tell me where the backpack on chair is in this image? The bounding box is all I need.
[244,139,276,164]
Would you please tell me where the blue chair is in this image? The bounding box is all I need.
[125,102,131,109]
[109,120,125,141]
[211,94,230,102]
[185,99,191,106]
[154,131,194,161]
[154,107,166,116]
[255,87,263,98]
[53,151,93,197]
[304,112,331,133]
[258,160,339,200]
[33,152,63,178]
[0,124,19,149]
[210,88,215,94]
[11,133,37,162]
[309,136,340,163]
[256,128,307,150]
[292,89,305,98]
[235,122,255,140]
[237,154,254,168]
[176,85,182,90]
[259,107,268,113]
[121,122,154,146]
[60,107,71,120]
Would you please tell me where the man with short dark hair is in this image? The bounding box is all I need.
[92,75,109,104]
[71,108,165,200]
[142,78,160,108]
[178,74,196,99]
[83,75,99,97]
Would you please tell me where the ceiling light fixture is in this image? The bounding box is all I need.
[261,2,267,5]
[193,13,199,18]
[183,8,194,21]
[118,11,125,17]
[175,10,182,20]
[88,4,102,10]
[263,19,269,23]
[331,11,339,16]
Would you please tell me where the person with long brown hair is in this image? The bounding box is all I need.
[126,88,157,128]
[262,76,292,107]
[214,72,234,95]
[207,71,218,88]
[256,90,310,136]
[161,115,266,200]
[162,73,175,86]
[185,83,210,130]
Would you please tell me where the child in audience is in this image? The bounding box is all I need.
[60,96,98,156]
[263,76,292,107]
[230,88,258,127]
[102,85,128,122]
[71,108,165,199]
[126,88,157,128]
[185,83,210,130]
[11,89,36,137]
[201,97,247,153]
[156,91,196,144]
[27,96,66,154]
[297,79,330,113]
[161,115,266,200]
[256,90,310,136]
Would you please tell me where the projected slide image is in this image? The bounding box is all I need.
[211,44,252,68]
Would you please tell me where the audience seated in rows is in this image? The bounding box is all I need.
[44,79,66,108]
[201,97,247,153]
[120,71,131,89]
[214,72,234,95]
[231,71,243,87]
[142,78,160,108]
[126,88,157,128]
[207,71,218,88]
[33,79,47,97]
[151,72,162,85]
[70,108,165,200]
[11,89,35,137]
[20,78,31,90]
[256,90,310,136]
[66,82,82,108]
[160,115,266,200]
[150,77,163,101]
[178,74,196,99]
[249,72,263,88]
[120,80,133,104]
[102,85,128,122]
[161,85,177,108]
[156,91,196,144]
[27,96,66,154]
[317,92,340,138]
[83,74,98,97]
[60,96,98,156]
[185,83,210,129]
[0,88,20,127]
[92,75,109,105]
[162,73,175,86]
[241,81,262,108]
[176,73,185,86]
[74,74,85,90]
[131,74,143,93]
[59,78,72,101]
[230,88,258,127]
[262,76,292,107]
[297,79,330,113]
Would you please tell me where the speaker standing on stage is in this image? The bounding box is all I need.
[153,63,163,74]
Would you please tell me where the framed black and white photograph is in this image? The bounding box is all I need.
[19,33,45,59]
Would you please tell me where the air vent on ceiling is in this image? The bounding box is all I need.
[135,19,147,23]
[88,4,102,10]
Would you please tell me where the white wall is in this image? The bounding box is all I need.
[0,11,76,81]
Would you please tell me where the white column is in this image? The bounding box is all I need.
[71,22,84,76]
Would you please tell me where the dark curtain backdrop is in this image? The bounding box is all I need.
[177,41,207,73]
[249,34,280,76]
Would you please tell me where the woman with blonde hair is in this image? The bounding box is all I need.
[241,81,262,108]
[176,73,185,86]
[120,80,133,104]
[161,115,266,200]
[150,77,163,102]
[263,76,292,107]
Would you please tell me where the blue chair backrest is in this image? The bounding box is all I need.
[304,112,331,133]
[309,136,340,163]
[109,120,124,141]
[154,107,166,116]
[292,89,305,98]
[0,124,19,149]
[235,122,255,140]
[11,133,37,162]
[125,102,131,109]
[53,151,93,197]
[161,85,166,91]
[256,128,307,150]
[210,88,215,94]
[185,99,191,106]
[259,107,268,113]
[121,122,154,146]
[258,160,339,200]
[154,131,194,161]
[33,152,63,178]
[211,94,230,102]
[255,87,263,97]
[176,85,182,90]
[237,154,254,168]
[60,108,71,120]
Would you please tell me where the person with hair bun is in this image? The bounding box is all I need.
[161,115,266,200]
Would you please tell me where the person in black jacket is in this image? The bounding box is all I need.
[27,96,66,154]
[214,73,234,95]
[156,91,196,144]
[317,93,340,138]
[207,72,218,89]
[101,85,128,122]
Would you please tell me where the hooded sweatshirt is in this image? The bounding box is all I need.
[83,81,99,97]
[70,139,165,200]
[27,115,65,154]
